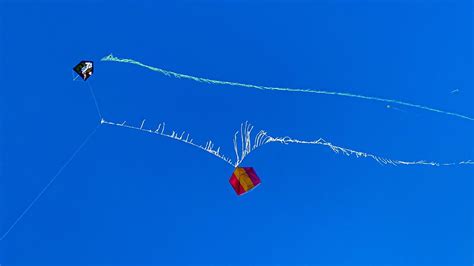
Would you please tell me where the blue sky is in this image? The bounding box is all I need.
[1,0,473,264]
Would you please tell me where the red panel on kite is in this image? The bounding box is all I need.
[241,167,261,187]
[229,167,261,196]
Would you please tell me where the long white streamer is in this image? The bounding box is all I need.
[263,135,474,166]
[102,118,473,167]
[100,118,235,166]
[101,54,474,122]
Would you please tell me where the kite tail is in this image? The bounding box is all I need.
[232,122,473,166]
[101,118,473,167]
[100,118,235,166]
[261,134,474,166]
[101,54,474,122]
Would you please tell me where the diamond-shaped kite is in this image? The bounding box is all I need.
[73,61,94,81]
[229,167,261,196]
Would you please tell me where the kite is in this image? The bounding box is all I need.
[73,61,94,81]
[229,167,261,196]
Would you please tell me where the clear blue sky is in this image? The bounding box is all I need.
[1,0,473,264]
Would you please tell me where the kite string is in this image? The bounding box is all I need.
[86,81,103,120]
[1,78,106,241]
[100,54,474,122]
[0,124,100,241]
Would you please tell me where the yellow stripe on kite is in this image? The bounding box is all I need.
[234,168,254,191]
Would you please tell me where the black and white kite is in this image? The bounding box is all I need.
[73,61,94,81]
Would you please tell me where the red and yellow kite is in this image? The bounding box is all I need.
[229,167,261,196]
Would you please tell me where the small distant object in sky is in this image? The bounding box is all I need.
[450,89,459,94]
[386,104,406,113]
[73,61,94,81]
[229,167,261,196]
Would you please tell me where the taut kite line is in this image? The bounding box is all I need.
[101,54,474,122]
